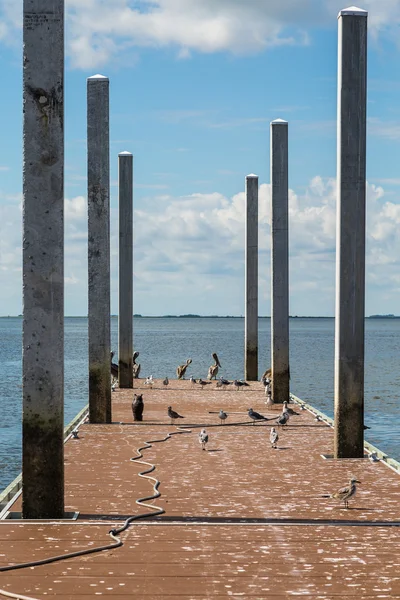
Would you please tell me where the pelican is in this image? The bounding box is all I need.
[207,352,221,380]
[132,351,141,379]
[177,358,192,379]
[110,351,118,379]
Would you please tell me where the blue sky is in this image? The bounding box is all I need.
[1,1,400,316]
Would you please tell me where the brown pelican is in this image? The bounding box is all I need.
[176,358,192,379]
[110,351,118,378]
[132,351,141,379]
[207,352,221,380]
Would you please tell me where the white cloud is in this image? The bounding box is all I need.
[3,1,400,69]
[0,177,400,315]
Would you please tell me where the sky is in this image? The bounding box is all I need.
[1,1,400,316]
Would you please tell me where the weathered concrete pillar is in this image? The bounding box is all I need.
[334,7,367,459]
[87,74,111,423]
[22,0,64,519]
[118,151,133,388]
[245,174,258,381]
[270,119,289,404]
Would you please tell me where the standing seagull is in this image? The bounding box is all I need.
[110,351,118,379]
[328,477,361,509]
[198,378,212,390]
[233,380,250,391]
[248,408,269,425]
[189,376,197,385]
[167,406,185,424]
[207,353,221,380]
[270,427,279,449]
[145,375,154,389]
[219,409,228,425]
[276,411,289,427]
[176,358,192,379]
[199,429,209,451]
[163,376,169,387]
[282,401,299,416]
[132,351,141,379]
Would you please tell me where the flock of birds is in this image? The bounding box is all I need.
[110,351,364,510]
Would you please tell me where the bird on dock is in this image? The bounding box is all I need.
[265,391,274,407]
[145,375,154,388]
[189,376,197,385]
[132,394,144,421]
[261,367,272,380]
[177,358,192,379]
[327,477,361,509]
[282,401,300,416]
[110,351,119,379]
[276,411,289,427]
[248,408,269,424]
[219,409,228,425]
[163,376,169,387]
[207,352,221,380]
[71,429,79,439]
[368,451,379,462]
[168,406,184,424]
[233,379,250,391]
[198,378,212,390]
[132,351,141,379]
[216,379,223,388]
[199,429,209,450]
[269,427,279,449]
[111,377,118,392]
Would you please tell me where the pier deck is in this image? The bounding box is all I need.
[1,380,400,599]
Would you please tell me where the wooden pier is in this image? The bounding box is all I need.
[1,380,400,599]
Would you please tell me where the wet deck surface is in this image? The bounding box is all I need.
[1,380,400,599]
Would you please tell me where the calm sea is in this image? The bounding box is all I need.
[1,316,399,491]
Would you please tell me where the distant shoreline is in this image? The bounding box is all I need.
[1,315,398,319]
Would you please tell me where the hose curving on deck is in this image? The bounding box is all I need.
[0,426,192,600]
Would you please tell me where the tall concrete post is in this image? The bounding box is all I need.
[270,119,289,404]
[22,0,65,519]
[334,7,367,459]
[87,74,111,423]
[245,174,259,381]
[118,152,133,388]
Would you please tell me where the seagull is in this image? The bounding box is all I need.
[199,429,209,450]
[328,477,361,509]
[176,358,192,380]
[167,406,184,424]
[219,409,228,425]
[248,408,269,425]
[71,429,79,439]
[233,380,249,391]
[276,412,289,427]
[368,451,379,462]
[264,382,272,396]
[163,376,169,387]
[189,376,197,385]
[145,375,154,388]
[111,378,118,392]
[216,379,223,388]
[269,427,279,449]
[283,401,300,416]
[198,378,212,390]
[265,392,274,407]
[207,352,221,380]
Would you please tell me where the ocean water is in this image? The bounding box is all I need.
[0,316,399,491]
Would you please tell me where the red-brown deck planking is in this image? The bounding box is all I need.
[1,380,400,599]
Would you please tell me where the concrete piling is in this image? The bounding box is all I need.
[245,174,259,381]
[270,119,290,404]
[87,74,111,423]
[334,7,368,459]
[22,0,65,518]
[118,152,133,388]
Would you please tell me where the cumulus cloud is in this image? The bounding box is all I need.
[0,177,399,315]
[2,0,400,68]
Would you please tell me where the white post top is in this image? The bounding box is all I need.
[271,118,288,125]
[118,151,133,156]
[338,6,368,17]
[87,74,109,80]
[246,173,258,178]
